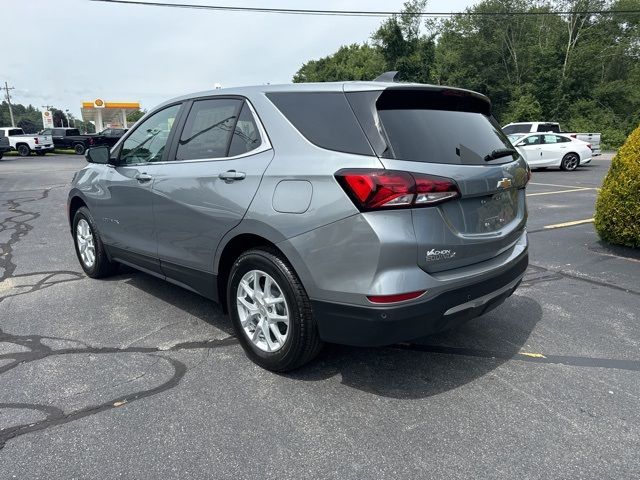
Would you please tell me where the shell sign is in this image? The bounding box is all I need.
[42,109,54,128]
[94,99,105,108]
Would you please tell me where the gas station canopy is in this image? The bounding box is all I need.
[81,99,140,131]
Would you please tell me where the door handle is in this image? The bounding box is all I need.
[219,170,246,182]
[135,173,153,183]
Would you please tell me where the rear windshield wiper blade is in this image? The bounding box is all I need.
[484,148,518,162]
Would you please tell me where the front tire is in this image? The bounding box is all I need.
[227,248,323,371]
[74,143,86,155]
[72,207,118,278]
[560,153,579,171]
[17,144,31,157]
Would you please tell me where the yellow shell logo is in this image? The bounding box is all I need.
[44,111,50,117]
[94,99,104,107]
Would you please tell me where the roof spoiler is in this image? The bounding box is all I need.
[373,71,400,82]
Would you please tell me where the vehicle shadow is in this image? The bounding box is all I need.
[286,294,543,399]
[104,267,235,336]
[107,268,542,400]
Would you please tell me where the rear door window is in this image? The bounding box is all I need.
[542,134,557,144]
[176,98,242,161]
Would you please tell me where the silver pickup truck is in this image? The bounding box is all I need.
[502,122,601,156]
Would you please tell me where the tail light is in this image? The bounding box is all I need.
[34,137,39,144]
[89,137,94,145]
[587,144,592,150]
[570,134,577,138]
[335,169,459,211]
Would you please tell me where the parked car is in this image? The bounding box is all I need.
[0,127,54,156]
[92,128,128,148]
[502,122,601,156]
[0,135,11,159]
[41,127,98,155]
[68,78,530,371]
[508,133,592,171]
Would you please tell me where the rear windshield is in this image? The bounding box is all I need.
[350,89,516,165]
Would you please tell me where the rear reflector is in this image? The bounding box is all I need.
[367,290,426,304]
[335,169,459,211]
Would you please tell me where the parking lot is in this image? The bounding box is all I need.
[0,153,638,478]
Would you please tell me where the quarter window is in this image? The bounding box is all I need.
[228,102,261,157]
[119,104,181,165]
[176,99,242,161]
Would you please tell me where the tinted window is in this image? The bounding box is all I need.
[536,123,560,133]
[120,104,181,165]
[556,135,571,143]
[68,129,80,136]
[0,131,4,138]
[371,90,513,165]
[228,102,261,157]
[9,129,23,136]
[177,98,241,160]
[267,92,373,156]
[53,129,65,136]
[502,124,532,134]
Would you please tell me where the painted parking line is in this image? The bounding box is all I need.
[530,182,589,188]
[527,187,598,196]
[543,218,594,230]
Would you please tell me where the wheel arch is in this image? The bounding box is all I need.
[215,232,284,313]
[68,193,88,229]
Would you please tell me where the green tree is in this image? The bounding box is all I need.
[293,44,385,82]
[127,109,146,123]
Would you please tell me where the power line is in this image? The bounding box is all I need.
[89,0,640,17]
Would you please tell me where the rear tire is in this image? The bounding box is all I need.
[72,207,118,278]
[17,144,30,157]
[74,143,86,155]
[227,247,323,371]
[560,153,579,171]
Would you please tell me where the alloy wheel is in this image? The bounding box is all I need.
[76,219,96,268]
[236,269,290,352]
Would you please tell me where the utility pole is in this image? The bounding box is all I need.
[3,82,16,127]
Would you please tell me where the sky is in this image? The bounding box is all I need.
[4,0,474,117]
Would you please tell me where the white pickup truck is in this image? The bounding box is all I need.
[0,127,54,157]
[502,122,601,156]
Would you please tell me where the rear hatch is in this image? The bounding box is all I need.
[346,87,529,273]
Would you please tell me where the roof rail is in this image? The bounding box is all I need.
[373,71,399,82]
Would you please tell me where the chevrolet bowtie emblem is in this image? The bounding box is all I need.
[497,178,512,189]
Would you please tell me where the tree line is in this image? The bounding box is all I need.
[293,0,640,148]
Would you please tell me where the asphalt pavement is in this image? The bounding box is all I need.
[0,152,638,479]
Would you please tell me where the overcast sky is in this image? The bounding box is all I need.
[5,0,474,117]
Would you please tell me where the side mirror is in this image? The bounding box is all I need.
[85,146,111,164]
[515,142,525,147]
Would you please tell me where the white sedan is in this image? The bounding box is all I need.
[507,133,592,171]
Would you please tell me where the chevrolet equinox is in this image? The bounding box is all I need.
[68,76,529,371]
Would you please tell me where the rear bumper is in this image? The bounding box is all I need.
[34,144,54,151]
[312,251,528,346]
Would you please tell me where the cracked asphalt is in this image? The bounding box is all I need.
[0,153,638,479]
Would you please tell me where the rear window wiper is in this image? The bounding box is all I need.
[484,148,518,162]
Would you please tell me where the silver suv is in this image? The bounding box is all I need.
[68,77,529,371]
